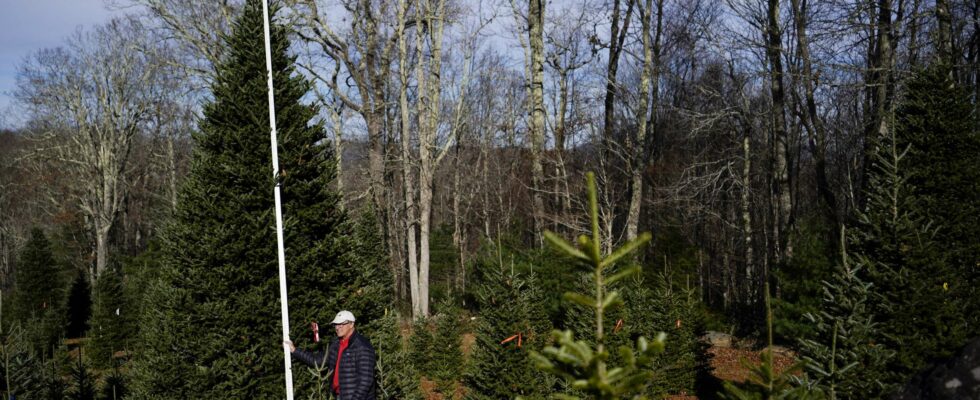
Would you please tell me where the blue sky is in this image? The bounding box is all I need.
[0,0,119,128]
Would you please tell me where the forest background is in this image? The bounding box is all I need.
[0,0,978,398]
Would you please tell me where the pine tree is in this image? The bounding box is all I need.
[130,1,378,397]
[635,273,703,397]
[465,258,552,400]
[797,227,895,399]
[13,228,67,354]
[429,298,464,397]
[67,349,96,400]
[65,272,91,339]
[1,323,49,399]
[529,172,666,400]
[852,112,965,380]
[98,361,128,400]
[345,209,394,336]
[373,312,421,400]
[895,64,980,337]
[13,229,61,321]
[409,316,436,380]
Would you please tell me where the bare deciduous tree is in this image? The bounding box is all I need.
[16,18,163,281]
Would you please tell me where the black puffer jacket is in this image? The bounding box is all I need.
[293,331,377,400]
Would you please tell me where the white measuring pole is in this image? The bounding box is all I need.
[261,1,294,399]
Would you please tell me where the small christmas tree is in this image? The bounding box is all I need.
[373,311,421,400]
[637,272,704,397]
[88,266,129,369]
[67,347,96,400]
[529,172,665,399]
[0,322,58,399]
[431,297,465,397]
[465,257,553,399]
[797,228,895,399]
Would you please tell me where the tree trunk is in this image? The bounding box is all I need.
[330,106,345,211]
[602,0,635,142]
[625,0,661,242]
[936,0,953,68]
[529,0,547,246]
[414,0,448,317]
[861,0,895,205]
[790,0,839,230]
[742,134,754,301]
[397,0,421,317]
[765,0,793,264]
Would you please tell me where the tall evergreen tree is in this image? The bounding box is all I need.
[853,111,966,382]
[130,1,380,397]
[13,228,68,355]
[896,64,980,334]
[13,229,61,322]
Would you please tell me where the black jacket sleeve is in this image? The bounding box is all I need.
[293,340,338,373]
[292,348,328,369]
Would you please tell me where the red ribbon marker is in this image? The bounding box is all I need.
[500,332,523,348]
[311,321,320,343]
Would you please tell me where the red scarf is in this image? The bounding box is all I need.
[333,336,351,393]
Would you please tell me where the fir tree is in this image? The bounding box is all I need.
[409,316,436,380]
[13,229,61,322]
[428,298,465,397]
[0,322,56,399]
[895,64,980,336]
[635,272,703,397]
[853,112,965,380]
[65,272,91,339]
[529,172,666,400]
[344,209,394,336]
[797,229,895,399]
[465,260,552,400]
[13,228,68,355]
[373,311,421,400]
[98,360,128,400]
[130,1,379,397]
[67,349,96,400]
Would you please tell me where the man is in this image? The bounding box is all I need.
[285,310,376,400]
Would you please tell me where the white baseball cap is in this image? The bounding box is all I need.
[330,310,356,325]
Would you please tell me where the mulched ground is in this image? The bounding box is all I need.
[708,345,799,383]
